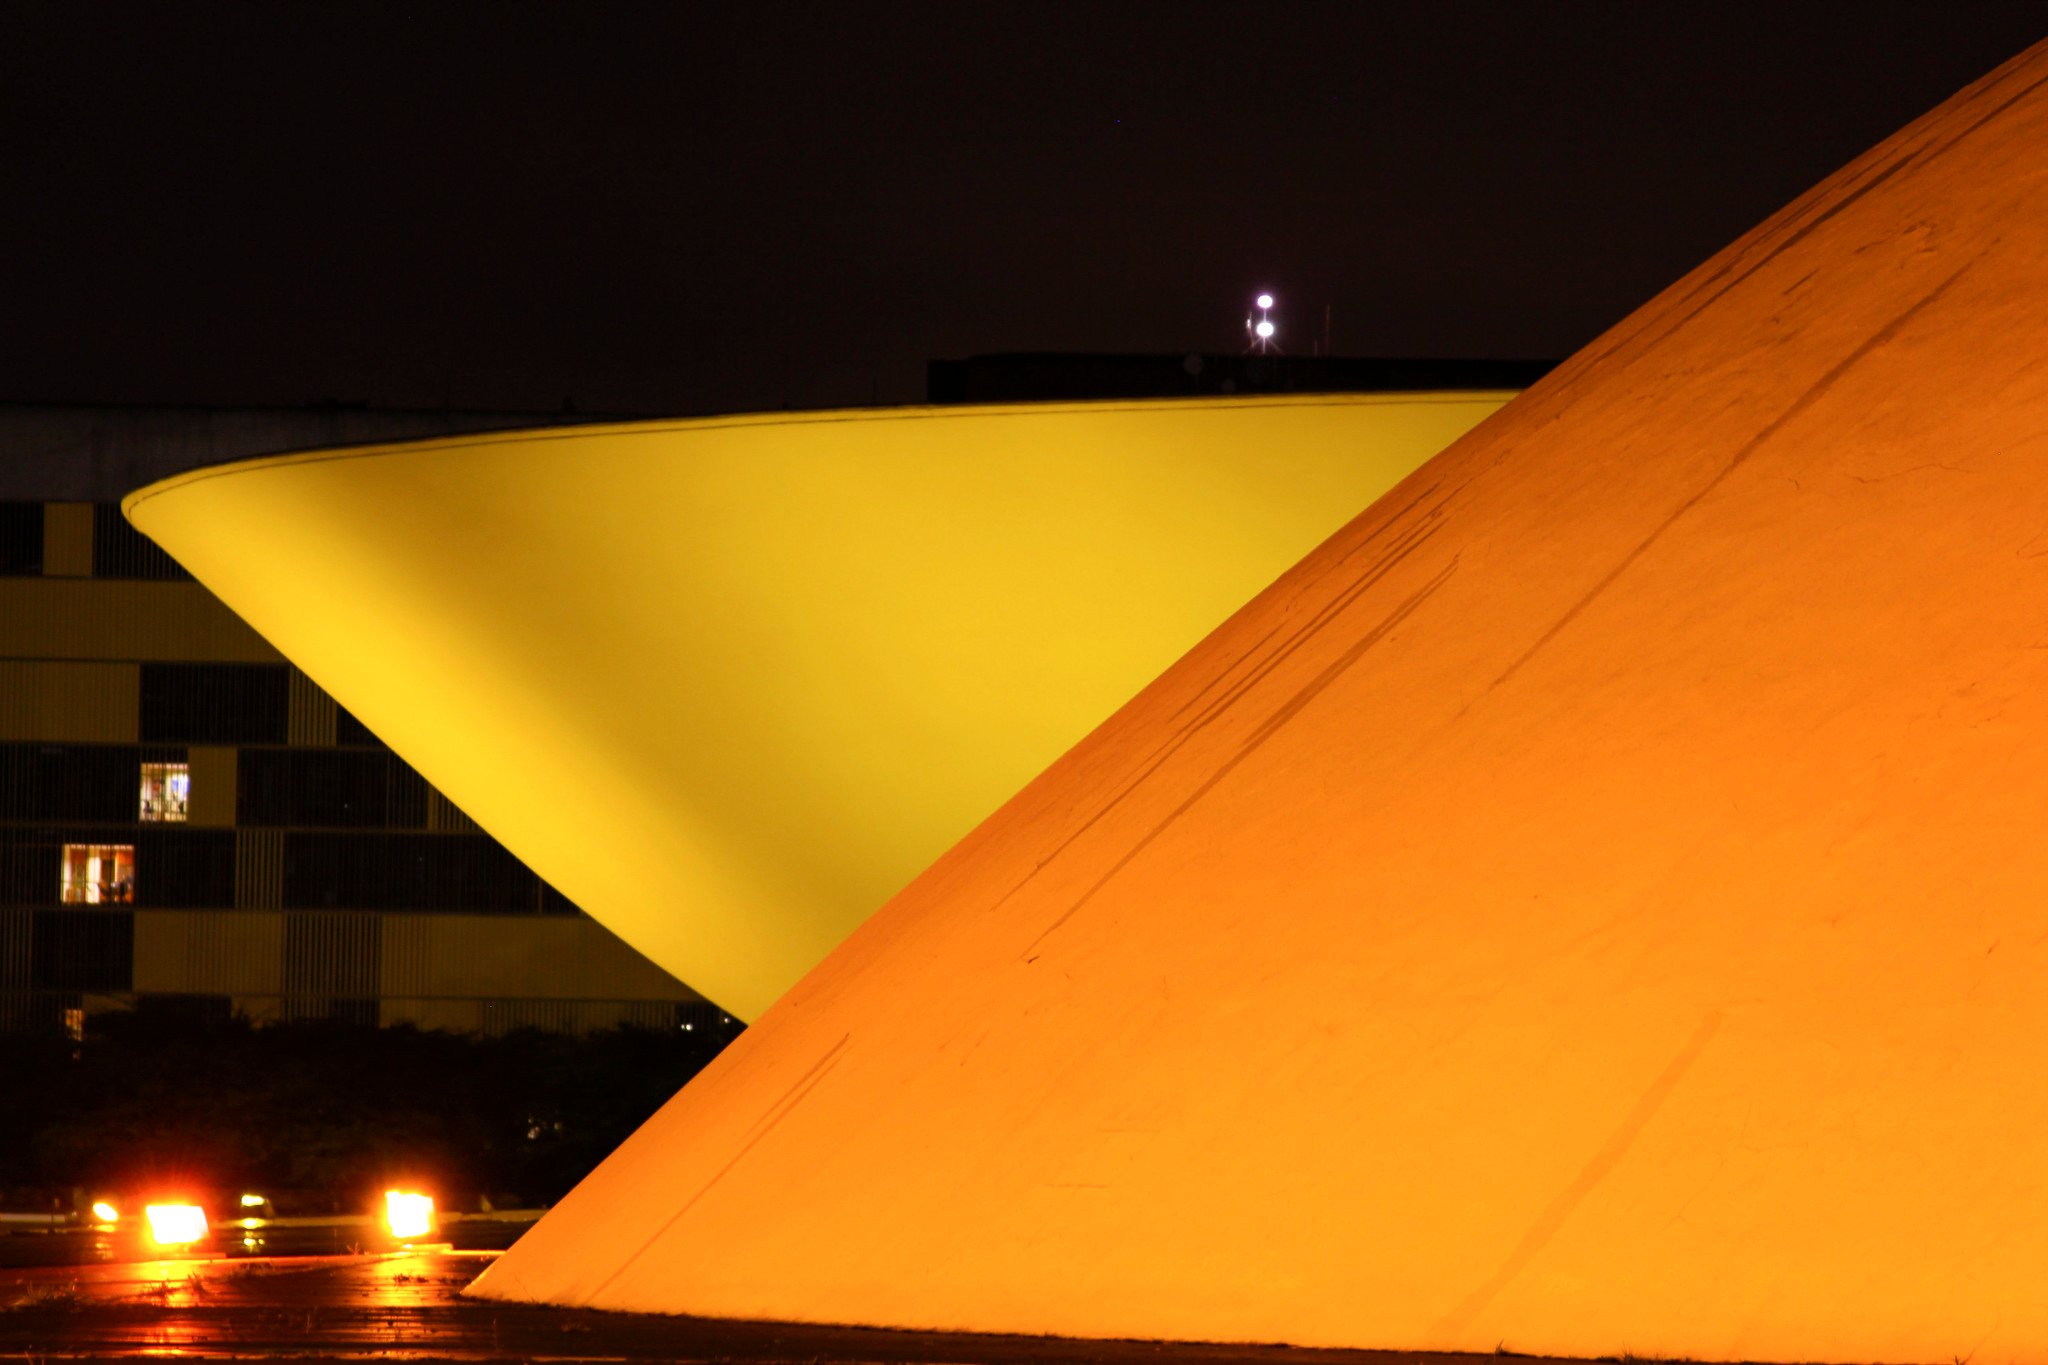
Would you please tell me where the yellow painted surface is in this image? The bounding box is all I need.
[458,39,2048,1365]
[424,786,481,833]
[184,746,237,827]
[126,394,1505,1018]
[0,578,282,663]
[233,830,282,909]
[131,910,284,995]
[40,502,92,576]
[378,913,695,1002]
[134,909,690,1011]
[286,669,338,745]
[0,660,138,741]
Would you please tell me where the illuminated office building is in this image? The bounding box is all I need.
[0,405,712,1036]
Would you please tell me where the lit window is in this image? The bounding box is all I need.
[139,762,190,823]
[60,844,134,904]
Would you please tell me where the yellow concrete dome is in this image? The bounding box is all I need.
[125,393,1504,1018]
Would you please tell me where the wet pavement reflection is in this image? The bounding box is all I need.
[0,1216,530,1271]
[0,1248,489,1355]
[0,1247,1591,1365]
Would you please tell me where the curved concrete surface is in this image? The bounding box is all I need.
[125,394,1508,1018]
[470,38,2048,1364]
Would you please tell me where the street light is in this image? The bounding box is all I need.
[144,1203,208,1247]
[1248,293,1279,354]
[385,1190,435,1240]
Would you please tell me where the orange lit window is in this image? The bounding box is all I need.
[60,844,134,904]
[139,762,189,822]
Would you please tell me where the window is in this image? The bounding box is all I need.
[91,503,191,580]
[139,762,190,823]
[139,664,290,744]
[0,502,41,575]
[60,844,134,904]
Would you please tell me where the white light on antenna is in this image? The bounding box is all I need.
[1255,320,1275,339]
[1256,294,1274,310]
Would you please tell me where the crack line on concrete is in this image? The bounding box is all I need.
[1431,1009,1725,1340]
[1020,557,1456,961]
[580,1032,851,1306]
[987,514,1445,919]
[1483,258,1975,699]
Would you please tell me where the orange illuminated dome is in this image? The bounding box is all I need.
[465,37,2048,1365]
[124,393,1507,1019]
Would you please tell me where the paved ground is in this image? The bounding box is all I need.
[0,1248,1596,1365]
[0,1218,532,1270]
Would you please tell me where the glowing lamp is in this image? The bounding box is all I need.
[1255,320,1275,339]
[144,1203,208,1247]
[384,1190,434,1239]
[239,1193,266,1208]
[1255,293,1273,310]
[90,1201,118,1224]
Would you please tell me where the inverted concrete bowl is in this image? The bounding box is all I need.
[124,394,1505,1016]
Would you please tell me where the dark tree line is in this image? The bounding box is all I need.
[0,1005,741,1216]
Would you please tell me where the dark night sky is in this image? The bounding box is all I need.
[3,2,2043,417]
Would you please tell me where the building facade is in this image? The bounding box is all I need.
[0,407,713,1036]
